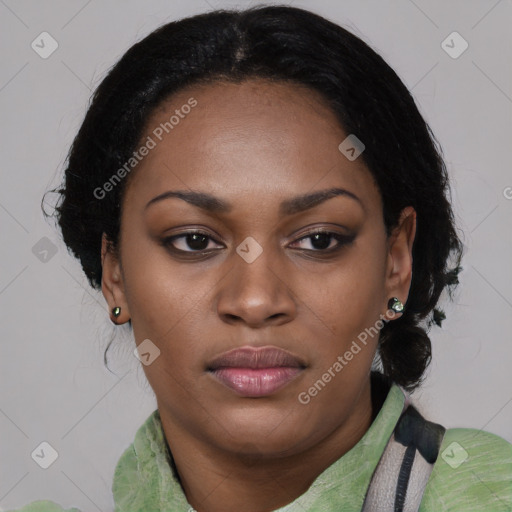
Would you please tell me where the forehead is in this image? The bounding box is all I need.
[123,78,381,216]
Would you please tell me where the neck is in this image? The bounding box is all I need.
[158,376,384,512]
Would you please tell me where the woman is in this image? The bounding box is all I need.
[10,5,511,512]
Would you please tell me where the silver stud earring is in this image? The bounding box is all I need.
[112,306,121,318]
[388,297,404,314]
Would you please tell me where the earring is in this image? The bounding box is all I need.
[388,297,404,314]
[112,306,121,318]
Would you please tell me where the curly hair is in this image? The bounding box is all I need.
[45,5,464,391]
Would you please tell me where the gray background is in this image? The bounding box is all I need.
[1,0,511,510]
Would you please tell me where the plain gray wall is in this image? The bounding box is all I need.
[1,0,511,511]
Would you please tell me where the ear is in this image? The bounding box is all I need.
[101,233,130,324]
[384,206,417,318]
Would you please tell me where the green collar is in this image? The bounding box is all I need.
[112,383,406,511]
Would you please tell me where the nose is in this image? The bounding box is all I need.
[216,243,297,328]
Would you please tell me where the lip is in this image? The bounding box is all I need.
[207,346,306,397]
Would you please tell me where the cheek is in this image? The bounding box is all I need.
[121,235,197,334]
[297,243,387,381]
[306,247,386,333]
[294,258,386,423]
[120,238,218,376]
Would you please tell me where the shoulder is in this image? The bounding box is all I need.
[3,500,81,512]
[112,409,162,483]
[111,409,164,507]
[420,427,512,511]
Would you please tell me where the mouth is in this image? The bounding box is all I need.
[206,346,307,398]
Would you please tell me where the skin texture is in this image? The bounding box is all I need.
[101,78,416,512]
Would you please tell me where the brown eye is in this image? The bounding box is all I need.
[290,230,355,253]
[162,230,222,253]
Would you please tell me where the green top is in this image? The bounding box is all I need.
[7,383,512,511]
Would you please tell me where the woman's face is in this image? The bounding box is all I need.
[102,78,415,457]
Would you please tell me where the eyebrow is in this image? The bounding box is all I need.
[144,187,364,216]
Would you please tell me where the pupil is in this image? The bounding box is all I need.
[311,233,331,250]
[184,233,333,251]
[187,233,208,250]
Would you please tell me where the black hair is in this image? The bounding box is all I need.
[44,4,464,391]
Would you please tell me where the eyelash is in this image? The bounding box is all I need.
[161,229,355,256]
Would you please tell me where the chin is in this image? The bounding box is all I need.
[211,405,316,456]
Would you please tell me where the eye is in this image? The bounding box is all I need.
[289,230,355,252]
[162,228,355,255]
[162,230,222,253]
